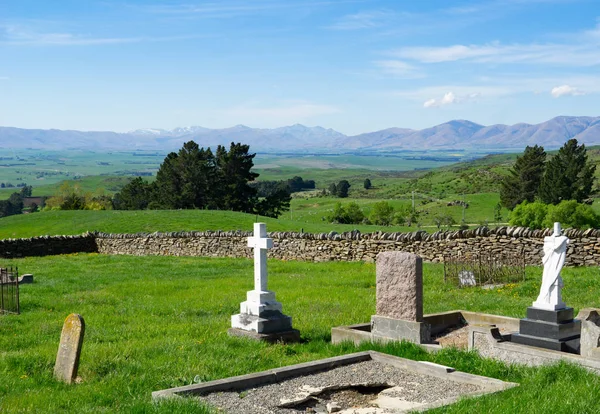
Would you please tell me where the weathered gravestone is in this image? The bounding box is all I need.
[54,313,85,384]
[371,251,430,344]
[229,223,300,342]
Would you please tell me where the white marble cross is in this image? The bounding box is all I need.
[247,222,273,292]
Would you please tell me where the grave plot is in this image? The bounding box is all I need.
[152,351,517,414]
[443,250,525,288]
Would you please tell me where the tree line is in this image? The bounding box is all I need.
[501,139,599,229]
[0,185,32,218]
[113,141,291,218]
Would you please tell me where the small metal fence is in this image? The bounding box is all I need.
[0,267,19,314]
[443,251,525,288]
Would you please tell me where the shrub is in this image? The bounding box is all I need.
[509,201,548,229]
[326,202,364,224]
[544,200,600,229]
[510,200,600,230]
[369,201,395,226]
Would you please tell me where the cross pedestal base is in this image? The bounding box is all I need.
[227,327,301,343]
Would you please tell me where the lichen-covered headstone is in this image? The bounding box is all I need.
[375,251,423,322]
[54,313,85,384]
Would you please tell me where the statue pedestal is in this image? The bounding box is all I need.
[511,307,580,353]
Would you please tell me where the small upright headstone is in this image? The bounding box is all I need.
[458,270,476,287]
[229,223,300,342]
[371,251,429,344]
[54,314,85,384]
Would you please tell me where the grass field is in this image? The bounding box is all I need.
[2,254,600,413]
[0,202,510,240]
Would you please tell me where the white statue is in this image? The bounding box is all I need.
[532,222,569,311]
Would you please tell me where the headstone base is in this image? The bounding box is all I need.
[231,310,294,334]
[511,307,580,353]
[227,328,301,343]
[371,315,430,344]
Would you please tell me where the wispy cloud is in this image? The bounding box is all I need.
[328,9,398,30]
[390,21,600,67]
[137,1,351,18]
[551,84,586,98]
[0,24,205,46]
[373,60,425,78]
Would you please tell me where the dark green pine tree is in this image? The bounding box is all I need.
[214,142,259,213]
[538,139,596,204]
[113,177,152,210]
[500,145,546,210]
[336,180,351,198]
[152,152,184,209]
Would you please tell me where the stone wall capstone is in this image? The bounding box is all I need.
[2,226,600,266]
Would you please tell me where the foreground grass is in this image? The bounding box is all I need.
[2,255,600,412]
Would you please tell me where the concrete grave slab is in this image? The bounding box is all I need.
[152,351,517,413]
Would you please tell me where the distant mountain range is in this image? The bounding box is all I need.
[1,116,599,153]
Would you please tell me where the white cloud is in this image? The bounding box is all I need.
[424,92,457,108]
[551,85,586,98]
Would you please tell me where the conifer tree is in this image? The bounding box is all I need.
[538,139,596,204]
[500,145,546,209]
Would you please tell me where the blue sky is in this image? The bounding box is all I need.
[1,0,599,134]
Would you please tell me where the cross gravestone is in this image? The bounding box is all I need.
[229,223,300,342]
[371,251,430,344]
[54,313,85,384]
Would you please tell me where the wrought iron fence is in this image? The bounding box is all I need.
[443,250,525,288]
[0,267,19,314]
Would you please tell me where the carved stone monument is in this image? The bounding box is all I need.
[371,251,430,344]
[54,313,85,384]
[229,223,300,342]
[512,222,581,352]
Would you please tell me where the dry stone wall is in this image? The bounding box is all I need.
[0,233,97,258]
[3,226,600,266]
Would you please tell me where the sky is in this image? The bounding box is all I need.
[1,0,599,135]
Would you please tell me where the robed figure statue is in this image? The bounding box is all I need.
[533,222,569,311]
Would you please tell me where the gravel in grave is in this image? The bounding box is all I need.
[199,360,483,414]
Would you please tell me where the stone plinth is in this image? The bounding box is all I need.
[511,307,580,353]
[375,251,423,322]
[371,315,430,344]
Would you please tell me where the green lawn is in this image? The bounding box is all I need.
[2,254,600,412]
[0,193,513,240]
[0,209,420,240]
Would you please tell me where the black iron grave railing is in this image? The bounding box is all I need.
[0,267,19,314]
[443,250,525,288]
